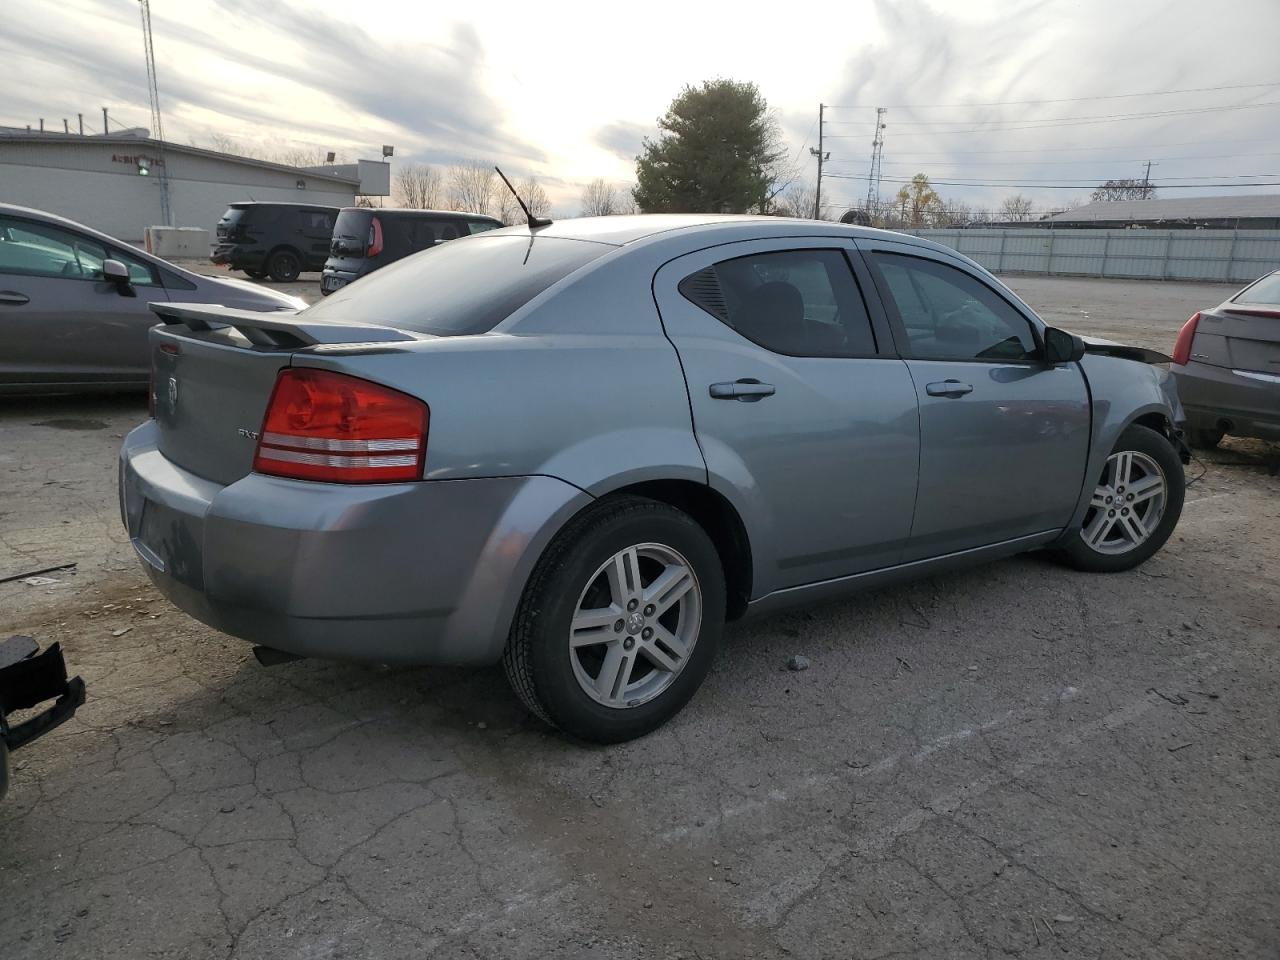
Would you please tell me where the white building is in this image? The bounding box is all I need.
[0,130,391,242]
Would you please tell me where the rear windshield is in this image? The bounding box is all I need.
[1234,272,1280,305]
[302,234,612,335]
[331,209,372,256]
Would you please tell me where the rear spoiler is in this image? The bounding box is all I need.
[149,302,420,349]
[1081,337,1172,365]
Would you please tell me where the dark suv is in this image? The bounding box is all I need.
[320,208,502,295]
[212,202,339,282]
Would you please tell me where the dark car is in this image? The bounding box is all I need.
[320,208,501,295]
[211,202,339,282]
[1171,269,1280,447]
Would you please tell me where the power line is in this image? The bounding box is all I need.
[817,138,1280,157]
[820,99,1280,137]
[831,99,1280,128]
[823,172,1280,189]
[823,80,1280,110]
[823,151,1280,168]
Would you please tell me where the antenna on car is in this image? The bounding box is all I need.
[494,167,552,229]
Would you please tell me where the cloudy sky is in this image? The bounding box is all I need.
[5,0,1280,215]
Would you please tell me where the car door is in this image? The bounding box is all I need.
[654,239,920,595]
[297,210,336,267]
[0,215,168,387]
[858,242,1091,561]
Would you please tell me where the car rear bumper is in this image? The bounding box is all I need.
[1173,362,1280,441]
[119,420,591,666]
[210,243,263,269]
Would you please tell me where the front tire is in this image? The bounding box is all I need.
[1056,424,1184,573]
[503,496,726,743]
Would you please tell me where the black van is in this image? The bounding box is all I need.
[211,202,339,282]
[320,208,502,295]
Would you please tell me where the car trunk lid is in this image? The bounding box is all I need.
[148,303,421,486]
[1191,305,1280,375]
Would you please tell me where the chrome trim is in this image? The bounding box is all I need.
[260,432,420,452]
[256,448,418,468]
[1231,369,1280,385]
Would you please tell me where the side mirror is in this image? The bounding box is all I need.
[101,258,136,297]
[1042,326,1085,365]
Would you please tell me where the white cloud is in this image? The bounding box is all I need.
[3,0,1279,215]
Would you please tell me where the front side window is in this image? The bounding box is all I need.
[0,217,108,280]
[679,248,877,357]
[870,252,1037,362]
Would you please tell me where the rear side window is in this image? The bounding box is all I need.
[679,248,877,357]
[468,220,501,235]
[302,235,612,335]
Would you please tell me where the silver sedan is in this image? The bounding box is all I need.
[120,215,1188,742]
[0,203,305,394]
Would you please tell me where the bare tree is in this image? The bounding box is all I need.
[999,194,1034,223]
[1090,178,1156,202]
[940,198,973,227]
[395,163,444,209]
[615,186,638,215]
[521,177,551,219]
[774,182,830,220]
[447,161,497,216]
[580,178,619,217]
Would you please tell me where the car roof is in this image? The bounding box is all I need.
[228,201,339,211]
[338,207,501,222]
[487,213,963,258]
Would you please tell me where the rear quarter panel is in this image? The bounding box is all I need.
[293,252,707,494]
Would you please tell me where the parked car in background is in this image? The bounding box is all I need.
[211,202,338,282]
[1172,270,1280,447]
[0,203,305,395]
[320,208,502,295]
[121,215,1187,743]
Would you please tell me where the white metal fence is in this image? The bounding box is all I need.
[911,228,1280,284]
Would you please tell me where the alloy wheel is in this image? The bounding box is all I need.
[569,543,702,709]
[1079,450,1167,555]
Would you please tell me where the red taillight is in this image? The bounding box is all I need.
[367,217,383,258]
[253,369,428,484]
[1171,311,1201,365]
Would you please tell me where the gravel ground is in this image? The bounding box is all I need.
[1,276,1278,959]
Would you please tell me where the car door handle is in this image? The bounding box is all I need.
[709,379,776,401]
[925,379,974,398]
[0,291,30,305]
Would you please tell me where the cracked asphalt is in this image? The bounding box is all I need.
[2,276,1278,959]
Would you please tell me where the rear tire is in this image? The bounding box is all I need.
[1055,424,1184,573]
[266,249,301,283]
[503,496,726,743]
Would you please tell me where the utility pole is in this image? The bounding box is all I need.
[1140,160,1157,199]
[138,0,172,224]
[809,103,829,219]
[102,106,109,134]
[865,107,887,223]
